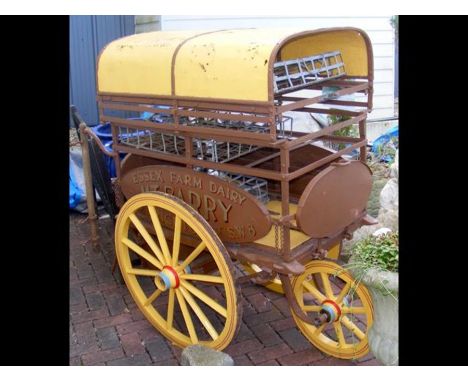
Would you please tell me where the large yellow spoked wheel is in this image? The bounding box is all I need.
[115,192,241,350]
[241,244,341,295]
[291,260,373,359]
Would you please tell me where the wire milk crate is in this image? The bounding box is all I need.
[117,124,262,163]
[116,114,293,166]
[273,51,346,94]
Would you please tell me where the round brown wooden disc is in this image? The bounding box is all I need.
[296,161,373,238]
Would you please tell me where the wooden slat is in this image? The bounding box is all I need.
[284,114,366,149]
[104,116,277,145]
[113,144,285,181]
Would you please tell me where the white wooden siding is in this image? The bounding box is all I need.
[139,16,396,120]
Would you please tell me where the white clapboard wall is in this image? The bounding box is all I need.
[137,16,396,120]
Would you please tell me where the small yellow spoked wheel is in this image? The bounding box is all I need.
[291,260,373,359]
[115,192,241,350]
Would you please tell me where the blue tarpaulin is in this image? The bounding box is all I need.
[69,150,89,211]
[371,125,398,162]
[69,158,84,208]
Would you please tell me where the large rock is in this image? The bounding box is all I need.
[377,208,399,232]
[378,153,398,231]
[342,224,383,257]
[367,177,389,218]
[379,178,398,212]
[390,150,398,179]
[181,345,234,366]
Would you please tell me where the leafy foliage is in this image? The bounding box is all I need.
[327,114,358,151]
[351,232,399,273]
[374,135,398,164]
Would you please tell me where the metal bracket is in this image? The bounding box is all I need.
[279,274,316,326]
[237,270,276,286]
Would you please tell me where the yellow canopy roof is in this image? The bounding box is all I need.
[97,27,372,103]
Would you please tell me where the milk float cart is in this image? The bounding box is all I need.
[90,27,376,359]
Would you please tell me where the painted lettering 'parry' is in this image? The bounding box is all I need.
[121,165,271,242]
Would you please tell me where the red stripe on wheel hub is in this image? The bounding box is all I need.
[163,266,180,289]
[323,299,342,320]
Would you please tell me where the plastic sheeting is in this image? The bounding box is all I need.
[69,149,86,211]
[371,125,398,162]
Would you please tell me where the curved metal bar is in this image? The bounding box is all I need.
[279,273,316,326]
[82,127,118,158]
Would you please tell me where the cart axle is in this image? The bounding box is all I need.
[154,265,191,291]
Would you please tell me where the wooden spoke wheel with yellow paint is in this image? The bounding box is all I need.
[291,260,373,359]
[115,192,242,350]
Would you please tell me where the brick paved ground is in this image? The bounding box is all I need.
[70,211,380,366]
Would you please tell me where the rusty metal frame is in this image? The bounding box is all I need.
[98,84,371,258]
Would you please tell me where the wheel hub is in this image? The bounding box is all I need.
[320,299,342,323]
[155,266,180,291]
[154,264,192,291]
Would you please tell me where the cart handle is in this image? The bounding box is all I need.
[70,105,117,158]
[82,127,118,158]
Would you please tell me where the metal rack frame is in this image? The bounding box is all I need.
[273,51,346,94]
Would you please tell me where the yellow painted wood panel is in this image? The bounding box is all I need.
[97,28,370,102]
[97,30,202,96]
[254,200,310,249]
[174,28,303,101]
[280,30,369,77]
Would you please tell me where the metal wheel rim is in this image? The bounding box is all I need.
[291,260,374,359]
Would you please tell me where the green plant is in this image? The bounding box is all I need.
[375,135,398,164]
[342,232,399,299]
[327,114,358,151]
[338,232,398,301]
[351,232,399,273]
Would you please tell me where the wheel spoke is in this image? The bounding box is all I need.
[176,241,207,272]
[167,289,175,330]
[341,316,365,340]
[333,322,347,347]
[121,237,162,270]
[320,272,334,299]
[143,289,162,307]
[314,322,327,335]
[175,289,198,344]
[147,206,172,265]
[126,268,159,277]
[312,274,323,294]
[303,280,327,303]
[303,305,322,312]
[172,215,182,267]
[335,282,351,304]
[342,306,367,315]
[179,286,219,340]
[180,274,224,284]
[128,213,166,266]
[180,280,227,318]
